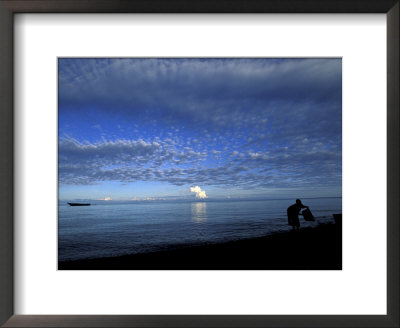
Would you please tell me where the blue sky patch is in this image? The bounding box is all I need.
[58,58,342,201]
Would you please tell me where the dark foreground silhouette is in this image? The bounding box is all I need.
[287,199,310,229]
[59,223,342,270]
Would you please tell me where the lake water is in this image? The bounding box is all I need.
[58,198,341,261]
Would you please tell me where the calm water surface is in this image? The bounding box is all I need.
[58,198,341,261]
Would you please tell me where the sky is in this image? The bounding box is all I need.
[58,58,342,201]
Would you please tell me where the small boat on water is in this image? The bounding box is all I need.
[68,202,91,206]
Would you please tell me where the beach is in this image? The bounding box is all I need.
[58,223,341,270]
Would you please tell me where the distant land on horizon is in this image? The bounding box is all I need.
[60,195,342,204]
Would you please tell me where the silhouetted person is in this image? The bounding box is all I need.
[287,199,309,229]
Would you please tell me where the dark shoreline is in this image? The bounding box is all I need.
[58,223,342,270]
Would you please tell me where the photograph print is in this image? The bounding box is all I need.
[58,58,342,270]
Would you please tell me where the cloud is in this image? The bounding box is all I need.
[58,134,341,189]
[190,186,208,199]
[59,136,204,169]
[58,58,342,134]
[58,58,342,195]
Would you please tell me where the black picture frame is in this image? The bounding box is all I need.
[0,1,398,327]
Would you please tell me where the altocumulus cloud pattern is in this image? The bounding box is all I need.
[58,58,342,200]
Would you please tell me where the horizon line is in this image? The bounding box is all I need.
[59,195,342,202]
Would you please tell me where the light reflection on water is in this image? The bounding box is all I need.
[191,202,207,223]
